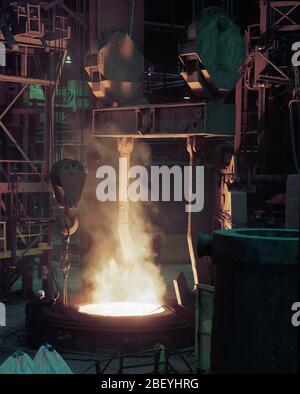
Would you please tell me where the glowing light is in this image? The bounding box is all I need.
[79,302,165,317]
[84,142,167,318]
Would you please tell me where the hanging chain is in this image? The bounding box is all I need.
[61,226,71,307]
[62,228,71,270]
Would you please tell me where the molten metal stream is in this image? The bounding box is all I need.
[85,142,166,317]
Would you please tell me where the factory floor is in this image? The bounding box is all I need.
[0,262,196,374]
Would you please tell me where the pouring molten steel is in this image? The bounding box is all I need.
[81,144,167,318]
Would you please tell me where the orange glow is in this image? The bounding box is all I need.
[88,252,166,316]
[84,193,166,317]
[79,302,165,317]
[82,142,166,317]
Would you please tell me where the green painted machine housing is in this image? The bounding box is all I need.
[180,7,245,136]
[194,7,245,91]
[205,98,236,135]
[197,228,299,374]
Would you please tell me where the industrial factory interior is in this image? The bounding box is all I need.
[0,0,299,378]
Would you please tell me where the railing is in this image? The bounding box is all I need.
[17,221,46,243]
[62,345,194,374]
[245,24,260,53]
[53,15,71,39]
[17,4,43,37]
[0,218,51,254]
[0,160,47,184]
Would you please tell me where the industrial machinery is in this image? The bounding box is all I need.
[198,228,299,373]
[196,0,300,373]
[0,0,299,374]
[88,4,245,288]
[0,1,71,298]
[179,6,245,135]
[234,0,300,228]
[51,159,86,237]
[50,159,86,306]
[0,1,88,298]
[86,29,144,101]
[39,1,246,354]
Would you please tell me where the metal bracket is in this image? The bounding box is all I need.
[92,102,207,139]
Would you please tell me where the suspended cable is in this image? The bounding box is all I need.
[75,0,79,160]
[129,0,135,38]
[192,0,196,20]
[80,0,87,163]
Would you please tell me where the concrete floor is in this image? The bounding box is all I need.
[0,261,196,374]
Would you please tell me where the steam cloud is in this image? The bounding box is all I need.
[79,137,166,307]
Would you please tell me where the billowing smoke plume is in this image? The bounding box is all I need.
[79,137,166,308]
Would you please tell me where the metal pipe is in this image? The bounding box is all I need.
[186,137,199,287]
[0,74,55,85]
[88,0,98,54]
[240,175,288,183]
[289,99,300,174]
[144,21,185,32]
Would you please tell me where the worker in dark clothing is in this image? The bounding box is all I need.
[25,290,59,349]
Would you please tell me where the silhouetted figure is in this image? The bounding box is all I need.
[25,290,59,349]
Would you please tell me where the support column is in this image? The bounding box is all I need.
[21,256,33,298]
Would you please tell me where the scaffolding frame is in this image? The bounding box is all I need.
[0,3,69,297]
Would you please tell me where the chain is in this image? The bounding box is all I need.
[61,229,71,271]
[61,226,71,308]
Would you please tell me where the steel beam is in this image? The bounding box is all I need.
[0,33,68,50]
[271,1,300,5]
[92,102,207,138]
[0,183,51,193]
[0,74,55,86]
[0,245,52,260]
[186,136,199,286]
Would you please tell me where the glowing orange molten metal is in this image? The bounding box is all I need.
[79,302,165,317]
[81,254,166,317]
